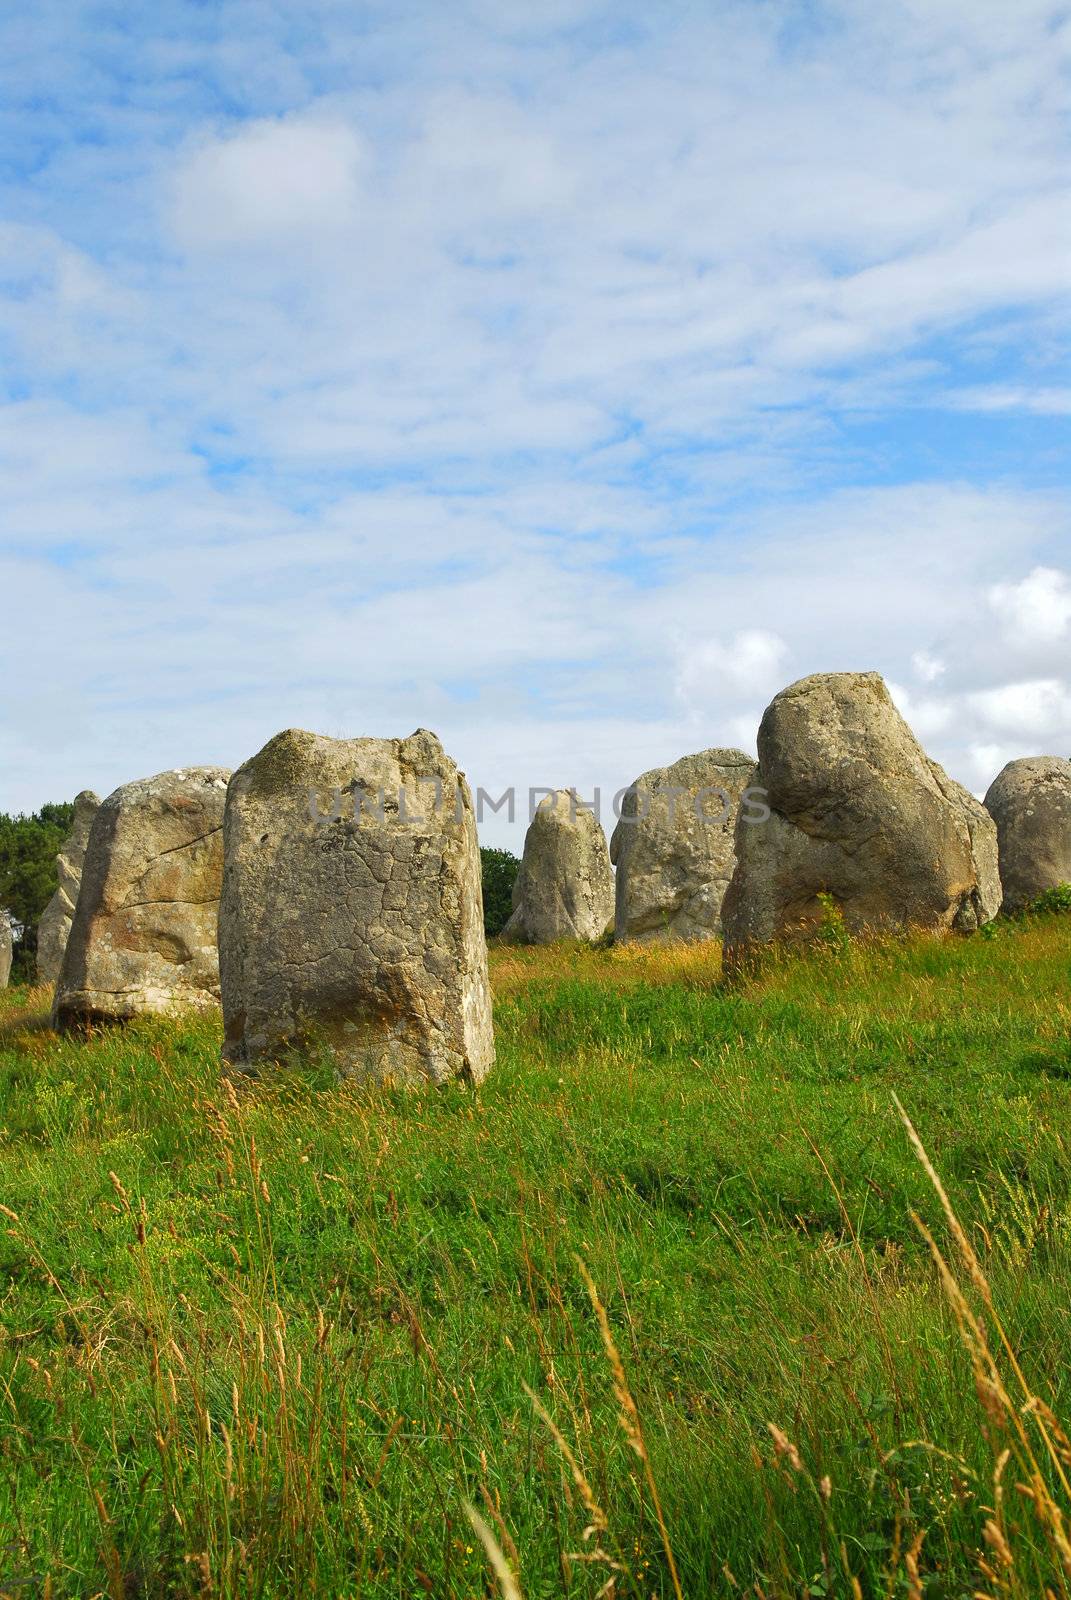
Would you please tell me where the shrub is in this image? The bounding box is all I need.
[0,801,75,981]
[1028,882,1071,916]
[813,889,850,953]
[480,846,520,937]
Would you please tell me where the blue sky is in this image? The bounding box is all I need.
[1,0,1069,846]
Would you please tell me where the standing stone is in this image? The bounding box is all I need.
[53,768,230,1029]
[36,790,101,986]
[610,749,755,942]
[0,916,11,989]
[219,728,494,1084]
[984,756,1071,913]
[503,790,614,944]
[722,672,1000,965]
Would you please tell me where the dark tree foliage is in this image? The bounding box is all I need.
[480,846,519,937]
[0,801,76,982]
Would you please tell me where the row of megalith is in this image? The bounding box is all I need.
[7,671,1071,1088]
[505,672,1069,953]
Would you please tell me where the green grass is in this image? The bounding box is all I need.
[1,917,1070,1598]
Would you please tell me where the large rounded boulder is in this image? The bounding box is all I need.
[503,789,614,944]
[722,672,1000,963]
[610,749,756,942]
[52,768,230,1029]
[36,789,101,986]
[218,727,494,1084]
[983,756,1071,913]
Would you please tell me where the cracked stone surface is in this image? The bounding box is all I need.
[219,727,494,1084]
[0,915,10,989]
[36,789,100,987]
[984,756,1071,914]
[53,768,230,1029]
[610,749,755,942]
[503,789,613,944]
[722,672,1000,966]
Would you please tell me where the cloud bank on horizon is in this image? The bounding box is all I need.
[1,0,1068,846]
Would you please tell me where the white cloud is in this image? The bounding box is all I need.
[3,433,1066,844]
[966,742,1016,793]
[676,629,790,710]
[888,682,955,741]
[946,386,1071,416]
[968,678,1071,738]
[2,2,1070,845]
[989,566,1071,646]
[912,650,946,683]
[417,92,576,213]
[169,116,367,251]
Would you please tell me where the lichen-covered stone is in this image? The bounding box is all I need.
[53,768,230,1029]
[0,916,11,989]
[219,727,494,1084]
[503,790,613,944]
[36,790,100,986]
[610,749,755,942]
[984,756,1071,913]
[722,673,1000,965]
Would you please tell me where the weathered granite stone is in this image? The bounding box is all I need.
[0,916,11,989]
[610,749,756,942]
[503,789,614,943]
[984,756,1071,913]
[52,768,230,1028]
[36,790,101,986]
[722,672,1000,964]
[219,727,494,1084]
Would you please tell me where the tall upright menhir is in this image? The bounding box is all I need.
[218,727,494,1084]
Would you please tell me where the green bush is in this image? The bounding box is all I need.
[0,801,75,981]
[814,889,850,953]
[1028,881,1071,916]
[480,845,519,936]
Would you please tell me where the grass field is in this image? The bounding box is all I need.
[1,917,1070,1599]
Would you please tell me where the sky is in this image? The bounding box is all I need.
[1,0,1069,849]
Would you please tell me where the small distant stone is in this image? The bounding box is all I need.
[36,790,100,987]
[52,767,230,1029]
[503,790,614,944]
[610,749,755,942]
[984,756,1071,914]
